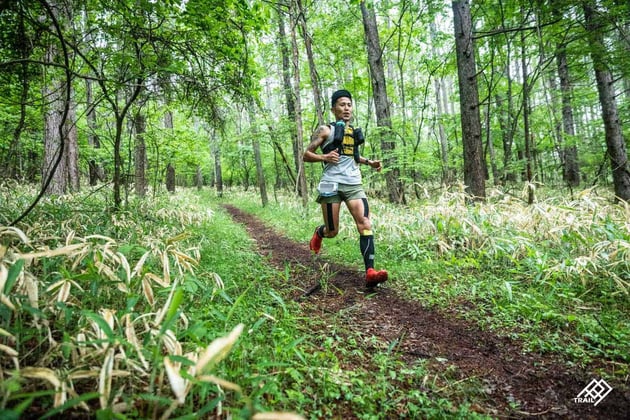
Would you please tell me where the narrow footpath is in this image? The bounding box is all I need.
[224,204,628,419]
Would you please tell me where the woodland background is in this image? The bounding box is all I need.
[1,0,629,419]
[0,0,629,211]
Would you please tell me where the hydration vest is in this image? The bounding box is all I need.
[320,121,365,163]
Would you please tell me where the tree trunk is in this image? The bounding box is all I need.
[42,73,67,195]
[249,99,268,206]
[276,5,298,172]
[551,5,580,189]
[42,0,72,196]
[134,112,147,197]
[3,30,30,180]
[452,0,486,200]
[65,92,80,192]
[360,1,404,204]
[166,163,175,193]
[164,110,173,130]
[583,3,630,201]
[431,23,452,186]
[520,26,534,204]
[210,130,223,197]
[86,78,104,185]
[289,0,308,206]
[295,0,324,125]
[485,108,500,186]
[556,48,580,187]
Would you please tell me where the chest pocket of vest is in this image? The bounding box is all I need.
[341,126,354,156]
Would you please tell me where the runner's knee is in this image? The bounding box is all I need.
[357,215,371,231]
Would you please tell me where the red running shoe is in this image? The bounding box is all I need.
[309,228,323,254]
[366,268,388,287]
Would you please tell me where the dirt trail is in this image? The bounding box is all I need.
[223,204,628,419]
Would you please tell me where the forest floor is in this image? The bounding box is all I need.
[223,204,629,419]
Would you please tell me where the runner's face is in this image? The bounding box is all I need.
[332,97,353,122]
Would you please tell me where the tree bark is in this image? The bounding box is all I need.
[277,5,297,170]
[520,25,535,204]
[289,0,308,206]
[166,163,175,193]
[249,99,268,206]
[210,129,223,197]
[556,48,580,187]
[196,165,203,190]
[295,0,324,125]
[452,0,486,200]
[85,78,105,185]
[551,5,580,188]
[134,112,147,197]
[583,3,630,201]
[360,1,405,204]
[42,0,74,196]
[65,91,80,192]
[431,22,453,186]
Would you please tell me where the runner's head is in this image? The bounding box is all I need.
[331,89,353,122]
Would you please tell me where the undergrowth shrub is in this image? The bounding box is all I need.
[0,188,304,419]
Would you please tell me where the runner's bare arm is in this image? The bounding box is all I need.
[303,125,337,163]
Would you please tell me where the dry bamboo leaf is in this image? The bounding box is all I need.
[99,348,115,409]
[51,380,67,407]
[171,250,198,266]
[162,329,182,356]
[65,230,76,246]
[85,234,116,243]
[0,264,7,290]
[179,312,189,330]
[118,252,131,285]
[23,272,39,310]
[196,374,242,393]
[0,294,15,311]
[20,367,61,388]
[195,324,244,373]
[57,281,72,303]
[211,272,224,289]
[0,343,18,357]
[141,277,155,306]
[131,251,151,279]
[123,315,149,370]
[116,281,129,293]
[46,279,66,293]
[76,332,87,357]
[161,251,171,284]
[70,247,91,271]
[163,356,188,404]
[166,232,190,245]
[0,226,30,244]
[19,243,85,260]
[153,280,178,326]
[144,272,169,288]
[0,327,14,338]
[68,369,101,380]
[101,309,116,331]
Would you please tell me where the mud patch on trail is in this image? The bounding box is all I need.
[223,204,628,419]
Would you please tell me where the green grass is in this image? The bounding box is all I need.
[2,183,627,418]
[228,187,630,371]
[2,186,494,419]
